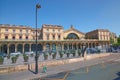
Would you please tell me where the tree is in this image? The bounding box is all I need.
[110,37,114,44]
[117,35,120,43]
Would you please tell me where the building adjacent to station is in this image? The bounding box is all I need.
[0,24,116,54]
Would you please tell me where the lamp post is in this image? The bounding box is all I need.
[82,44,87,57]
[35,4,41,74]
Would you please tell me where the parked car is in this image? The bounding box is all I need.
[10,52,21,56]
[0,52,7,57]
[25,51,34,55]
[87,48,100,54]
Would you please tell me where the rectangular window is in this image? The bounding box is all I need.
[47,34,49,40]
[26,30,28,33]
[58,35,60,39]
[12,36,15,39]
[53,35,55,40]
[5,29,8,32]
[47,28,49,31]
[26,36,28,39]
[20,29,22,33]
[53,29,54,32]
[5,36,7,39]
[19,36,22,39]
[58,29,60,32]
[13,30,15,33]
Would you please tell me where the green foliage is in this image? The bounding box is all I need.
[44,54,48,60]
[7,54,10,59]
[111,35,120,46]
[49,52,51,56]
[16,54,19,58]
[23,54,29,62]
[110,37,114,44]
[78,50,81,56]
[52,53,56,59]
[70,50,75,57]
[97,50,100,53]
[113,43,120,46]
[59,53,63,58]
[66,53,70,58]
[0,56,4,64]
[117,36,120,44]
[30,54,34,57]
[11,56,18,63]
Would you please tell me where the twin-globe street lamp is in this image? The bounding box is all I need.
[35,4,41,74]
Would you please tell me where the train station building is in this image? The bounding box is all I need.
[0,24,117,54]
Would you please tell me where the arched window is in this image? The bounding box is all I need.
[67,33,79,39]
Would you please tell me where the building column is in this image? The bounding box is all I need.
[87,43,89,48]
[56,43,58,51]
[15,43,18,52]
[22,43,25,53]
[43,43,46,51]
[67,43,69,50]
[29,43,31,52]
[76,43,78,50]
[62,43,64,51]
[0,44,1,52]
[50,43,52,51]
[7,43,10,54]
[91,43,93,48]
[71,43,74,49]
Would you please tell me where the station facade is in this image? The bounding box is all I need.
[0,24,116,54]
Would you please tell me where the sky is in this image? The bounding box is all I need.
[0,0,120,36]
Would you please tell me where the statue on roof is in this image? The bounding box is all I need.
[70,25,74,29]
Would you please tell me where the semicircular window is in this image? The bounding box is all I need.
[67,33,79,39]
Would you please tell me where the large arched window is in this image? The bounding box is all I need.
[67,33,79,39]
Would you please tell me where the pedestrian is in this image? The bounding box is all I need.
[43,65,47,73]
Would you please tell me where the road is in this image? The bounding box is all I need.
[0,53,120,80]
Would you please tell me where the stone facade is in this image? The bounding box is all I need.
[109,32,117,43]
[0,24,112,54]
[86,29,110,41]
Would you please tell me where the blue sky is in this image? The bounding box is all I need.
[0,0,120,36]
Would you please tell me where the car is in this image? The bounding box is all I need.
[25,51,34,55]
[10,52,21,56]
[0,52,7,57]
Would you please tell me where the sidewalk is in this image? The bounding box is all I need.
[0,53,120,80]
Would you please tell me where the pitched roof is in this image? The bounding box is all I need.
[64,25,85,35]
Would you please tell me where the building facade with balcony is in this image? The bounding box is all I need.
[0,24,111,54]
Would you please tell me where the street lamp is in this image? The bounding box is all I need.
[82,44,87,57]
[35,4,41,74]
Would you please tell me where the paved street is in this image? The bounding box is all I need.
[0,53,120,80]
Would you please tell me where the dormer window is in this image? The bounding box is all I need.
[47,28,49,31]
[53,29,55,32]
[5,29,8,32]
[13,30,15,33]
[26,30,28,33]
[20,29,22,33]
[58,29,60,32]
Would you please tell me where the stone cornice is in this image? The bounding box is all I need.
[64,27,85,35]
[42,24,63,29]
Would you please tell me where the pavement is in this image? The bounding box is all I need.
[0,53,120,80]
